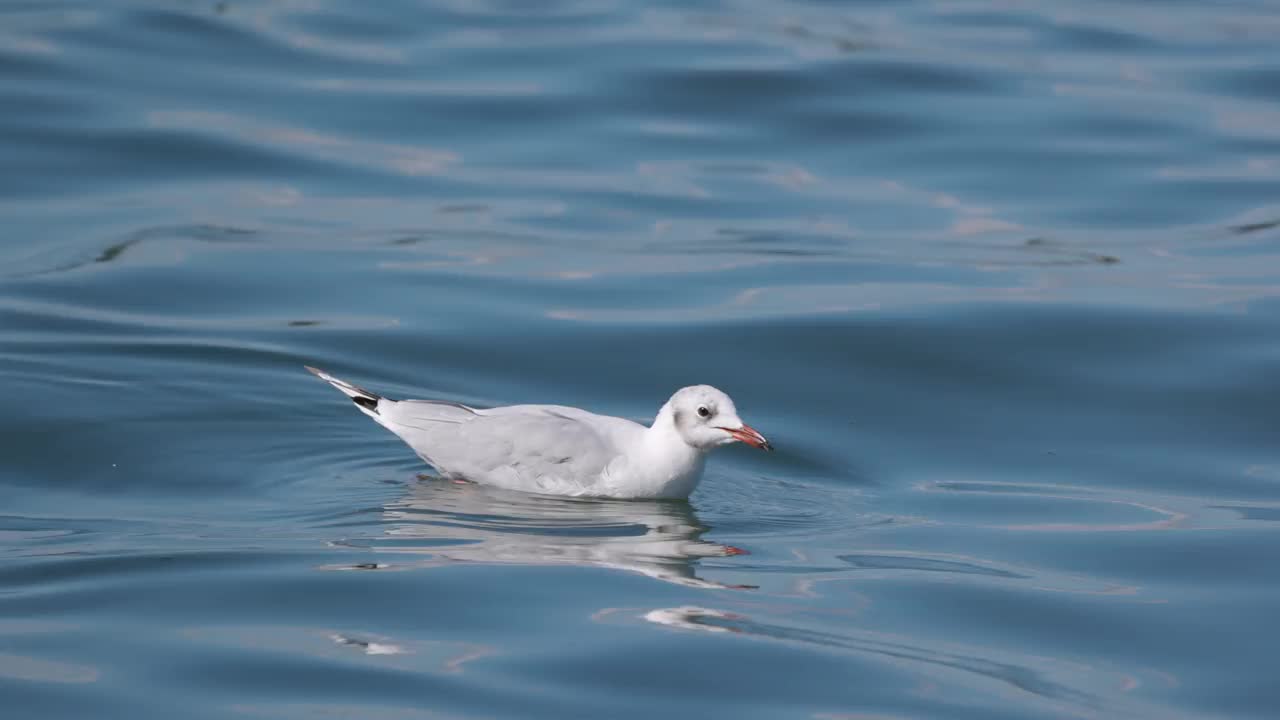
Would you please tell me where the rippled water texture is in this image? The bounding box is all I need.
[4,1,1280,718]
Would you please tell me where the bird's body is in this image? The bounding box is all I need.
[306,366,770,499]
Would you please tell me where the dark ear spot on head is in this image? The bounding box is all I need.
[672,408,685,427]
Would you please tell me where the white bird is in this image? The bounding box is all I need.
[306,366,771,499]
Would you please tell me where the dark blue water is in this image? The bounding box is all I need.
[4,1,1280,717]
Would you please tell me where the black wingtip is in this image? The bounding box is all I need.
[352,395,379,414]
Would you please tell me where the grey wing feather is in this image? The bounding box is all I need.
[379,404,623,490]
[383,399,477,428]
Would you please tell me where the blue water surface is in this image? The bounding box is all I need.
[3,1,1280,718]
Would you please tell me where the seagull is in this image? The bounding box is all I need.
[305,366,771,499]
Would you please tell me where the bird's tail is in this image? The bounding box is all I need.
[305,366,384,418]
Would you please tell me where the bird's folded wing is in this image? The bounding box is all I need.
[380,403,622,486]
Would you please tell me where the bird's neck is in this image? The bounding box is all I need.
[641,405,705,486]
[647,403,686,448]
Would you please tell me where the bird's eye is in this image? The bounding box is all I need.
[697,406,711,418]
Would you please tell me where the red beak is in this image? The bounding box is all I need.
[718,424,773,451]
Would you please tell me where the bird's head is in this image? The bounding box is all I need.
[665,385,772,453]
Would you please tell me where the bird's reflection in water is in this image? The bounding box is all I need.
[353,477,749,589]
